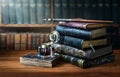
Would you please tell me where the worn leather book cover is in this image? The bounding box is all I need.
[39,33,44,45]
[20,33,27,50]
[56,25,107,40]
[20,53,60,67]
[0,33,7,50]
[14,33,21,50]
[27,33,32,50]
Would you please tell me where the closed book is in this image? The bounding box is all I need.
[15,0,23,24]
[0,33,7,50]
[1,0,9,24]
[31,33,37,50]
[59,53,115,68]
[44,33,50,43]
[56,25,107,39]
[22,0,29,24]
[14,33,21,50]
[27,33,32,50]
[39,33,44,45]
[69,0,77,18]
[36,0,44,23]
[54,0,62,18]
[62,0,69,18]
[29,0,36,24]
[58,21,108,29]
[44,0,50,23]
[91,0,97,20]
[9,0,16,24]
[97,0,104,20]
[36,33,40,47]
[6,33,11,50]
[20,53,60,67]
[84,0,91,19]
[53,44,113,59]
[20,33,27,50]
[76,0,84,18]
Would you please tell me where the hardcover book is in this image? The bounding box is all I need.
[56,25,107,39]
[20,33,27,50]
[53,44,113,59]
[14,33,21,50]
[58,21,108,29]
[59,53,115,68]
[0,33,7,50]
[20,53,60,67]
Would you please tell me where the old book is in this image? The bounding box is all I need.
[20,33,27,50]
[27,33,32,50]
[36,0,44,23]
[1,0,9,24]
[22,0,29,24]
[29,0,36,24]
[14,33,21,50]
[44,0,51,23]
[44,33,50,43]
[36,33,40,47]
[53,44,113,59]
[50,31,108,49]
[31,33,37,50]
[0,33,7,50]
[56,25,107,39]
[58,21,108,29]
[59,53,115,68]
[39,33,44,45]
[20,53,60,67]
[15,0,23,24]
[6,33,11,50]
[9,0,16,24]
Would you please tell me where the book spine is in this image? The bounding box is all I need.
[15,0,23,24]
[112,0,119,23]
[27,33,32,50]
[69,0,77,18]
[29,0,36,24]
[44,33,49,43]
[6,33,11,50]
[39,33,44,45]
[44,0,50,23]
[56,25,91,39]
[84,0,91,19]
[97,0,104,20]
[91,0,98,20]
[0,33,7,50]
[54,0,62,18]
[1,0,9,24]
[20,33,27,50]
[9,0,16,24]
[22,0,30,24]
[31,33,37,50]
[14,33,21,50]
[36,33,40,47]
[61,54,115,68]
[36,0,44,23]
[76,0,84,18]
[61,0,69,18]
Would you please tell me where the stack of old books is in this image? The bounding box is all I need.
[50,19,115,68]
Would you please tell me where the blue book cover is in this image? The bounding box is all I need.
[15,0,23,24]
[9,0,16,24]
[22,0,30,24]
[1,0,9,24]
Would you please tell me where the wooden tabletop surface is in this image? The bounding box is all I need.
[0,50,120,77]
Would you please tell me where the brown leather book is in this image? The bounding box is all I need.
[31,33,37,50]
[39,33,44,45]
[14,33,21,50]
[20,33,27,50]
[36,33,40,47]
[6,33,11,50]
[27,33,32,50]
[0,33,7,50]
[44,33,50,43]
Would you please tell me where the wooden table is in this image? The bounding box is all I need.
[0,50,120,77]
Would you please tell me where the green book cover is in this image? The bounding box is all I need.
[76,0,84,18]
[1,0,9,24]
[44,0,51,23]
[36,0,44,24]
[15,0,23,24]
[54,0,62,18]
[22,0,30,24]
[29,0,37,24]
[62,0,69,18]
[69,0,77,18]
